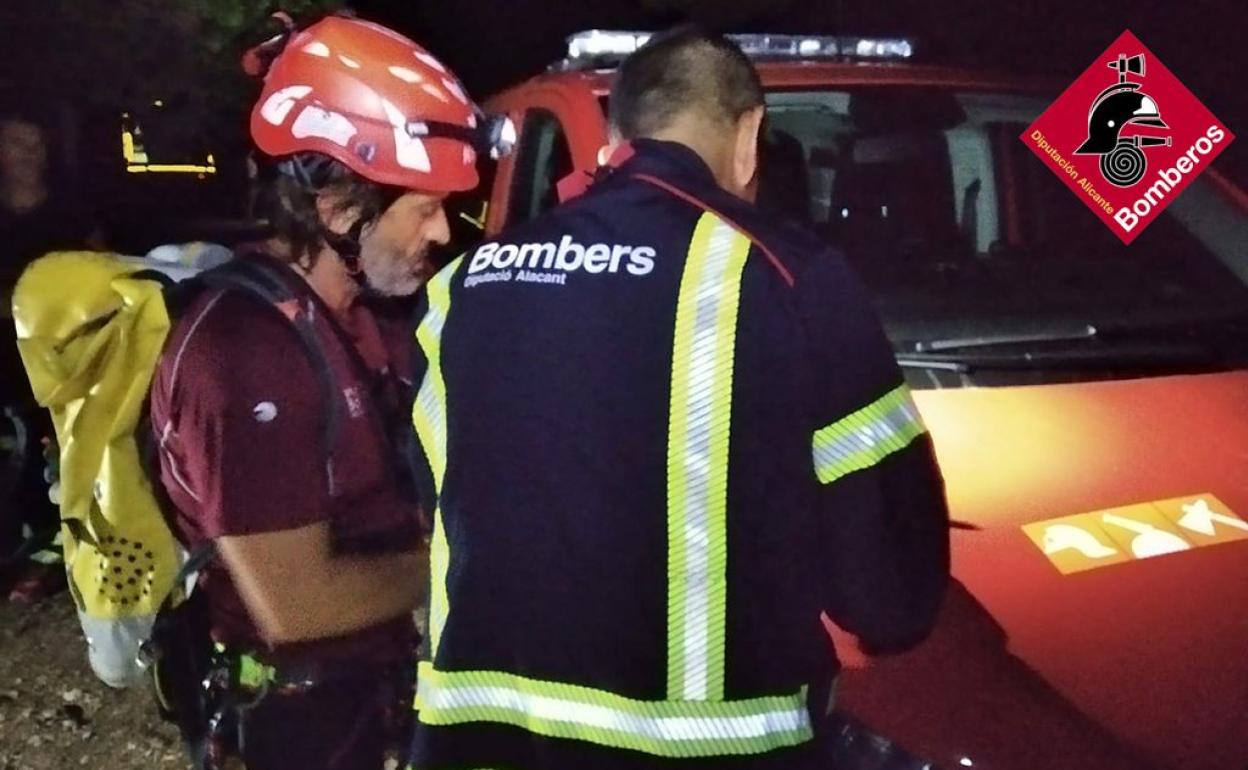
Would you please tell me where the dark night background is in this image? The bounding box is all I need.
[1,0,1244,251]
[366,0,1246,182]
[0,6,1245,768]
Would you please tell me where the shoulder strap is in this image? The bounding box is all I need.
[300,293,419,503]
[154,541,217,616]
[281,276,409,457]
[194,258,345,475]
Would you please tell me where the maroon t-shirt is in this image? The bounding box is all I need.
[149,261,421,668]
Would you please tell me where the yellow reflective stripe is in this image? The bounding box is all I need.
[427,510,450,659]
[664,217,711,699]
[812,384,926,484]
[412,257,463,659]
[412,258,459,488]
[416,663,812,758]
[665,214,751,701]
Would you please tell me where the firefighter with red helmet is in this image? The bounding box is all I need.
[147,13,503,770]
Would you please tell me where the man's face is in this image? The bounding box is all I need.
[358,191,451,297]
[0,119,47,185]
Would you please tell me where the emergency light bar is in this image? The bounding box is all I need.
[556,31,914,71]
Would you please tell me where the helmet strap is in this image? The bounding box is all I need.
[322,217,369,284]
[275,154,403,288]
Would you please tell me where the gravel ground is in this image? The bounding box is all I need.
[0,595,186,770]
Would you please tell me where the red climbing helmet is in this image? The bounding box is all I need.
[246,14,513,193]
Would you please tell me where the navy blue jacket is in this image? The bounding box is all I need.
[407,138,949,770]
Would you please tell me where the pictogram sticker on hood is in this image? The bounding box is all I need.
[1021,493,1248,574]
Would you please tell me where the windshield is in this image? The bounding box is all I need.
[760,88,1248,386]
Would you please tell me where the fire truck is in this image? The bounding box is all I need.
[434,31,1248,770]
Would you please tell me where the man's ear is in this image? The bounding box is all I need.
[731,106,766,197]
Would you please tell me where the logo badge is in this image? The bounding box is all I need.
[1021,30,1234,244]
[252,401,278,423]
[343,386,365,419]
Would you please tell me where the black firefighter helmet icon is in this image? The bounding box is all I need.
[1074,54,1173,187]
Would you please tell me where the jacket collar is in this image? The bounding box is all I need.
[617,138,721,192]
[556,138,724,204]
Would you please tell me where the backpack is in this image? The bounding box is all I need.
[11,249,346,695]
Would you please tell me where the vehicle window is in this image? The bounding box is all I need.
[508,109,574,226]
[434,153,498,270]
[762,88,1248,384]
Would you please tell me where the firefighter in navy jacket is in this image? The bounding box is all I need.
[406,27,950,770]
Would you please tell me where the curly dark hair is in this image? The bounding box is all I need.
[255,152,403,267]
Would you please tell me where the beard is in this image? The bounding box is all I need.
[360,244,432,298]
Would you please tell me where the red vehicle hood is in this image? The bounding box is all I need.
[838,370,1248,770]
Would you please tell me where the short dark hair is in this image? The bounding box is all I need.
[255,153,401,267]
[609,26,764,140]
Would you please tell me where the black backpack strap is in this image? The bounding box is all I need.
[157,541,219,615]
[270,271,418,503]
[129,268,177,289]
[195,258,344,483]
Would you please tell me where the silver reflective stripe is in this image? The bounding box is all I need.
[423,686,807,740]
[416,663,813,758]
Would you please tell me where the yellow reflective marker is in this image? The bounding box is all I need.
[1022,513,1131,575]
[1023,493,1247,575]
[122,127,214,174]
[1153,493,1248,548]
[1098,504,1191,560]
[127,164,217,174]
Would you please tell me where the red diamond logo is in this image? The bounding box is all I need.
[1021,30,1234,244]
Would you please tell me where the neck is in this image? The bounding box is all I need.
[271,238,359,313]
[649,116,734,189]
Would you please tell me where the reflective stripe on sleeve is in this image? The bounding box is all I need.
[812,384,926,484]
